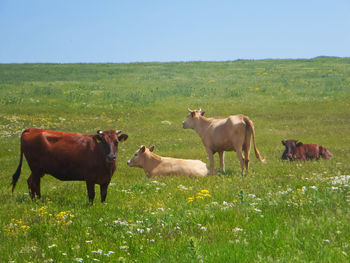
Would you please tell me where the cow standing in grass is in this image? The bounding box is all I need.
[127,145,209,177]
[11,128,128,203]
[182,109,265,176]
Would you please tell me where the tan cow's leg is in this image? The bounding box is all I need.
[219,151,225,172]
[236,149,245,176]
[206,149,215,175]
[244,146,250,172]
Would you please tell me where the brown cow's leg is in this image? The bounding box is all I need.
[100,183,109,203]
[86,182,95,204]
[218,151,225,172]
[34,175,41,199]
[27,173,42,199]
[27,174,34,199]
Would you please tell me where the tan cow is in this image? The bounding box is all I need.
[182,109,265,175]
[127,145,209,177]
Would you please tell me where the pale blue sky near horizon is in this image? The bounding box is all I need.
[1,0,350,63]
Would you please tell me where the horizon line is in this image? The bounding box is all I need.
[0,56,348,65]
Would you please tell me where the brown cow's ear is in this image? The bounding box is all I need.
[191,111,195,117]
[296,142,303,147]
[149,145,155,152]
[200,111,205,116]
[140,146,146,153]
[118,134,128,142]
[93,135,102,144]
[282,140,286,145]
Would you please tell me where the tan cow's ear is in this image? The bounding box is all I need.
[281,140,286,145]
[200,111,205,116]
[140,146,146,153]
[149,145,155,152]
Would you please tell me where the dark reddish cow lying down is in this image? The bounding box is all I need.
[12,128,128,203]
[281,140,333,161]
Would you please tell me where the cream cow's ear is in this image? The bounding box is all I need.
[140,145,146,153]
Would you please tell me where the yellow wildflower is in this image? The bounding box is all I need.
[187,196,194,203]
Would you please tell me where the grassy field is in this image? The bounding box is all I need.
[0,57,349,262]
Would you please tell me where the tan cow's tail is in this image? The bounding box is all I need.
[243,116,265,163]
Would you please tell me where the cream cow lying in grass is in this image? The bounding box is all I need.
[127,145,209,177]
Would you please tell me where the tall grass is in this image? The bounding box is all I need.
[0,58,349,262]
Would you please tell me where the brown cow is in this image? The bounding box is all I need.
[11,128,128,203]
[182,109,265,175]
[281,140,333,161]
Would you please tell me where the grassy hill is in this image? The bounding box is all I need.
[0,58,349,262]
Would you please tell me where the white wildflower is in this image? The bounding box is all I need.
[120,245,129,250]
[232,227,244,232]
[161,120,171,125]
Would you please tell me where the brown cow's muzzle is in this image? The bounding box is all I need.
[106,155,116,163]
[287,153,293,160]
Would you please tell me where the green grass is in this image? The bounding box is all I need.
[0,57,350,262]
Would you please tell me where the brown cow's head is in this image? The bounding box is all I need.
[182,108,205,129]
[94,130,128,163]
[281,139,302,160]
[127,145,155,168]
[319,146,334,159]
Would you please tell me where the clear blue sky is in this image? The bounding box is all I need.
[1,0,349,63]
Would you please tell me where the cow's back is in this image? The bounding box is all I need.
[153,157,208,177]
[21,129,108,182]
[294,144,320,160]
[207,115,246,152]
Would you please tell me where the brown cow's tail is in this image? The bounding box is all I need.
[243,116,266,163]
[11,136,25,193]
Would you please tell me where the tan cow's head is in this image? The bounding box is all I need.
[127,145,155,168]
[182,108,205,129]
